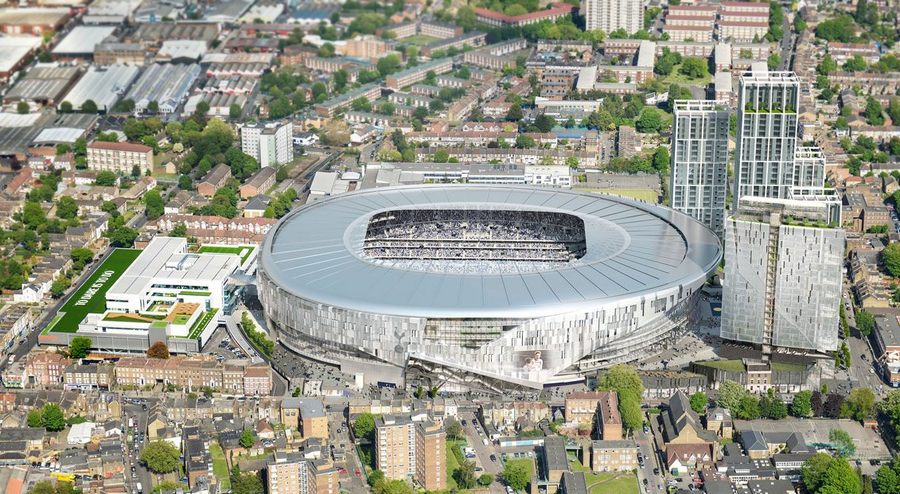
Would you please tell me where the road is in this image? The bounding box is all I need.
[634,426,663,493]
[224,311,289,396]
[778,11,796,71]
[124,399,154,493]
[299,151,343,193]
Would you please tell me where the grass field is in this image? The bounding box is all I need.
[44,249,141,334]
[400,34,439,46]
[586,188,659,203]
[209,443,231,491]
[586,474,639,494]
[198,245,255,265]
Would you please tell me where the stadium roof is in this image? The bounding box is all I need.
[260,185,721,318]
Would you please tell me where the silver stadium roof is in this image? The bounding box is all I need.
[259,185,722,319]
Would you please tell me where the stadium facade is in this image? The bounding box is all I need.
[258,186,722,390]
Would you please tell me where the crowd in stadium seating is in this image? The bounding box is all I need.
[362,209,586,272]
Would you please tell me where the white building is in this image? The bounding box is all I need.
[75,237,249,351]
[670,100,729,238]
[241,121,294,168]
[524,165,572,188]
[721,196,844,354]
[582,0,641,35]
[732,67,804,210]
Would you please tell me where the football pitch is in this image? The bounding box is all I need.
[42,249,140,334]
[198,245,255,264]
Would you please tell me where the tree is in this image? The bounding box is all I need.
[446,419,464,440]
[882,243,900,277]
[178,174,193,190]
[506,102,523,122]
[824,393,845,419]
[876,464,899,494]
[69,336,92,359]
[95,171,117,186]
[689,392,708,414]
[717,380,747,411]
[231,466,264,494]
[380,480,413,494]
[503,461,530,491]
[791,390,813,418]
[534,114,556,133]
[759,394,787,420]
[597,364,644,432]
[818,54,838,75]
[735,395,761,420]
[376,54,402,77]
[141,440,181,473]
[515,134,536,149]
[456,460,476,489]
[147,342,170,359]
[351,97,372,112]
[866,97,886,126]
[636,108,663,133]
[767,53,781,71]
[829,428,857,457]
[60,101,73,113]
[16,101,29,114]
[679,57,709,79]
[354,413,376,440]
[844,55,867,72]
[856,310,875,336]
[51,276,70,298]
[143,189,165,220]
[846,387,876,421]
[27,409,43,428]
[41,403,65,431]
[229,103,242,119]
[55,196,78,220]
[479,473,494,486]
[433,149,450,163]
[652,146,670,173]
[81,99,98,114]
[240,428,256,449]
[815,15,856,42]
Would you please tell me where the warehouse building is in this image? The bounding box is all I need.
[60,64,141,112]
[125,63,201,114]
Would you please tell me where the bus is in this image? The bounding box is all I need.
[50,472,75,483]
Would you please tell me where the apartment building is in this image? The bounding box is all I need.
[721,196,845,355]
[241,121,293,168]
[239,166,276,199]
[670,100,730,238]
[281,398,328,440]
[564,391,622,436]
[267,453,339,494]
[385,58,453,90]
[415,421,447,491]
[86,141,154,175]
[26,351,71,388]
[733,68,801,210]
[583,0,641,34]
[419,20,462,38]
[475,2,574,27]
[314,83,381,117]
[591,440,639,472]
[198,163,233,197]
[376,415,446,489]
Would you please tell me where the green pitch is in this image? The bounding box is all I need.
[198,245,255,264]
[43,248,140,334]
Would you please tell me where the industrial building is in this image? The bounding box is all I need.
[125,63,201,114]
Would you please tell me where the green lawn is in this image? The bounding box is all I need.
[198,245,255,265]
[446,438,466,490]
[44,249,141,334]
[698,359,746,372]
[587,473,639,494]
[400,34,439,46]
[209,442,231,491]
[662,64,713,85]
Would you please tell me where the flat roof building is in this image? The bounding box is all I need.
[61,64,141,112]
[126,63,201,114]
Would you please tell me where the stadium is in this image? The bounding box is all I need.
[257,185,722,390]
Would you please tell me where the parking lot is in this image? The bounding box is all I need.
[734,417,891,461]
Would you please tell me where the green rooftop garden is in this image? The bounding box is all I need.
[175,308,218,340]
[180,290,212,297]
[198,245,255,265]
[697,359,746,372]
